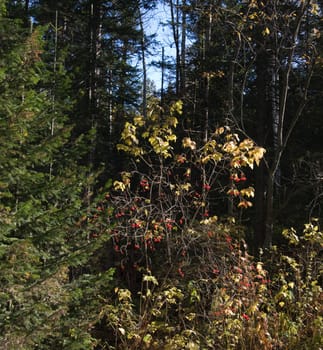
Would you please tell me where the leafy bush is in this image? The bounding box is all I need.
[98,221,322,350]
[90,101,322,349]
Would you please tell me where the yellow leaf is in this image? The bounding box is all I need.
[133,115,145,126]
[182,137,196,150]
[215,126,225,135]
[240,187,255,198]
[113,181,126,191]
[252,147,266,166]
[310,3,319,15]
[181,183,192,191]
[239,139,254,150]
[168,134,177,142]
[121,172,131,187]
[238,200,253,209]
[248,302,259,314]
[143,274,159,285]
[167,116,179,127]
[200,216,218,225]
[223,141,238,153]
[201,155,211,164]
[170,100,183,116]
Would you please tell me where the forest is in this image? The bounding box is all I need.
[0,0,322,349]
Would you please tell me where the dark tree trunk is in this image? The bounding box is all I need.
[180,0,186,98]
[254,50,268,249]
[138,5,147,118]
[169,0,180,96]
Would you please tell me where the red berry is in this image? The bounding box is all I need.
[166,223,172,230]
[178,268,185,278]
[203,184,211,191]
[177,155,186,163]
[242,313,250,321]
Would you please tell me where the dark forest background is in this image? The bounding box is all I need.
[0,1,322,349]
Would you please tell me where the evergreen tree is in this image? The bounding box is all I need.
[0,6,115,349]
[32,0,146,177]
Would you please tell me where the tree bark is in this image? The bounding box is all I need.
[254,0,313,248]
[169,0,180,96]
[254,49,268,248]
[180,0,186,97]
[138,4,147,118]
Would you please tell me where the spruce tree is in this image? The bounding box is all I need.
[0,5,115,349]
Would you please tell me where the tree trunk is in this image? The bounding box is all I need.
[254,50,268,248]
[263,50,280,247]
[169,0,180,96]
[204,6,213,143]
[161,47,165,106]
[86,0,101,203]
[138,5,147,118]
[254,0,312,248]
[180,0,186,97]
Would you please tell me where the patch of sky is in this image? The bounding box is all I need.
[144,2,176,91]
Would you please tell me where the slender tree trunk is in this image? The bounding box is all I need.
[138,5,147,118]
[49,10,58,181]
[86,0,101,204]
[161,47,165,105]
[226,30,236,217]
[203,6,213,143]
[255,0,312,248]
[108,68,113,136]
[169,0,180,96]
[203,74,210,143]
[263,50,280,248]
[254,50,268,248]
[24,0,29,24]
[25,0,29,11]
[180,0,186,97]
